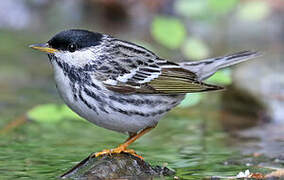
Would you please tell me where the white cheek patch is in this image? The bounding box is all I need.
[54,49,98,67]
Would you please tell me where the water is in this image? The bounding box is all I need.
[0,107,248,179]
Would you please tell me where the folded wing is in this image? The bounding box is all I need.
[103,60,222,94]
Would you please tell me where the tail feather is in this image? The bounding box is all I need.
[180,50,262,80]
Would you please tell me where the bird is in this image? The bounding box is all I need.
[30,29,261,158]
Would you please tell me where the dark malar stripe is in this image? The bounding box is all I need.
[55,59,86,83]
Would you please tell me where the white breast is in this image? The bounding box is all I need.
[51,61,74,104]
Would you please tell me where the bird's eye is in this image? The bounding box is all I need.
[68,43,77,52]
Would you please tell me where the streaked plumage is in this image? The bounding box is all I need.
[30,29,260,140]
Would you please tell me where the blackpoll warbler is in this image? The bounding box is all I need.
[30,29,260,158]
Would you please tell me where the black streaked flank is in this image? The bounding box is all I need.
[108,95,168,106]
[91,83,101,90]
[78,90,98,115]
[83,88,109,114]
[84,88,103,102]
[70,82,78,101]
[108,105,171,117]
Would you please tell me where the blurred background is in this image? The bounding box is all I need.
[0,0,283,179]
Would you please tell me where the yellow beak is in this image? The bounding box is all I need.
[29,43,58,53]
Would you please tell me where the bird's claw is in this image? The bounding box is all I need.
[93,145,144,159]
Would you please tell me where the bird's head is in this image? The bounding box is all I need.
[30,29,104,66]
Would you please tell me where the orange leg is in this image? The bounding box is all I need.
[94,126,155,159]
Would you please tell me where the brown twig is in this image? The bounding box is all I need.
[0,115,27,135]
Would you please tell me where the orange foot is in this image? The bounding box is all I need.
[94,145,144,159]
[93,127,155,160]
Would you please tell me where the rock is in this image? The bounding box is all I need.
[233,58,284,124]
[220,84,268,131]
[60,152,175,179]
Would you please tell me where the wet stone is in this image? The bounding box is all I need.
[60,153,175,179]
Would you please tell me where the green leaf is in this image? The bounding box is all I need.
[182,37,210,60]
[27,104,82,123]
[151,16,186,49]
[237,1,270,21]
[207,69,232,85]
[209,0,238,14]
[174,0,208,18]
[178,93,203,108]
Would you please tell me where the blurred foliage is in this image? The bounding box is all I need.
[151,16,186,49]
[174,0,208,19]
[208,0,238,14]
[178,68,231,108]
[178,94,203,108]
[174,0,239,19]
[28,104,82,123]
[237,1,270,21]
[207,69,232,85]
[182,37,210,60]
[150,0,248,107]
[151,0,270,62]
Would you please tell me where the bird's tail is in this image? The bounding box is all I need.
[180,50,261,81]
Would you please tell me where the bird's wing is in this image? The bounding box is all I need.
[94,38,222,94]
[103,58,223,94]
